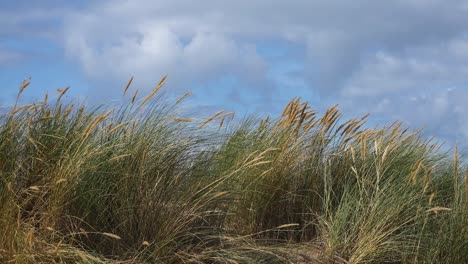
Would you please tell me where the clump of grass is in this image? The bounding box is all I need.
[1,77,467,263]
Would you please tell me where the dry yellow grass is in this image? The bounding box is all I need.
[199,110,234,128]
[123,76,134,96]
[101,232,121,240]
[172,117,193,122]
[175,91,192,104]
[1,78,466,263]
[140,75,167,107]
[425,207,452,213]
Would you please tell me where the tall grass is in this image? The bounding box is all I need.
[0,78,466,263]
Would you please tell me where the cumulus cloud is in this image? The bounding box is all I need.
[65,23,265,87]
[338,87,468,147]
[343,38,468,97]
[335,36,468,145]
[60,0,468,91]
[5,0,468,145]
[62,2,268,98]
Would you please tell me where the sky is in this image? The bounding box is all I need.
[2,0,468,148]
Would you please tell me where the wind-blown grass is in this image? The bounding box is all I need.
[0,78,466,263]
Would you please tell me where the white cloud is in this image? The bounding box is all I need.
[6,0,468,145]
[60,1,468,92]
[63,9,267,95]
[336,86,468,147]
[335,36,468,146]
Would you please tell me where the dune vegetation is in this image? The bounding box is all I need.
[0,77,466,263]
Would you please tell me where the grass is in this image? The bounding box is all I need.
[0,77,467,263]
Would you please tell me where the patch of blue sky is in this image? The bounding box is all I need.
[0,21,90,102]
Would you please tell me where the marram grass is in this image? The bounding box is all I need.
[0,78,466,263]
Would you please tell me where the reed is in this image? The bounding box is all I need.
[0,78,466,263]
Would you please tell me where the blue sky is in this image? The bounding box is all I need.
[2,0,468,147]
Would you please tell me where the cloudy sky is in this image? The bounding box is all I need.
[2,0,468,147]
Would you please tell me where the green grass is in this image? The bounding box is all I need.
[0,78,466,263]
